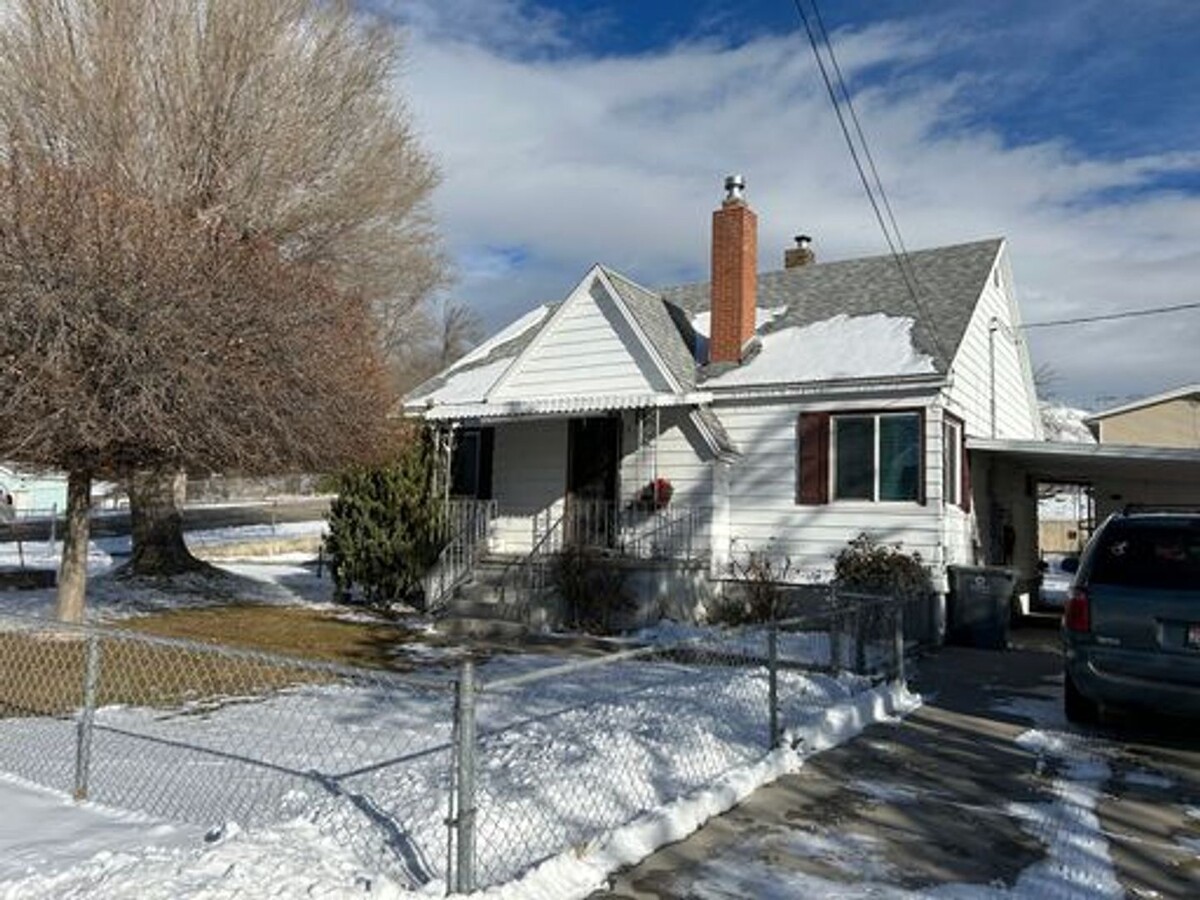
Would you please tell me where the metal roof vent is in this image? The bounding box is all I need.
[723,174,746,204]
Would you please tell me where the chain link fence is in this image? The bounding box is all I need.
[0,590,918,895]
[0,613,457,889]
[448,590,914,892]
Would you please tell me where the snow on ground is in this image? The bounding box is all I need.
[663,689,1130,900]
[0,527,925,897]
[0,641,917,899]
[0,522,334,620]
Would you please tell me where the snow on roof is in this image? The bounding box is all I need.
[702,313,937,388]
[445,304,552,376]
[1040,403,1097,444]
[413,356,512,406]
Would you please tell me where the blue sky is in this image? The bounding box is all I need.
[365,0,1200,408]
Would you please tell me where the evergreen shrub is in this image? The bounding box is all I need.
[325,434,446,609]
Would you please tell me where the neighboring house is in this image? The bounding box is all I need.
[0,464,68,515]
[1084,384,1200,448]
[404,178,1042,612]
[0,464,124,516]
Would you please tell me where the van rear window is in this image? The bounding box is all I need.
[1090,521,1200,590]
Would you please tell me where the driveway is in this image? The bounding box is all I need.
[593,616,1200,899]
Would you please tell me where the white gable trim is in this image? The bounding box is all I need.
[485,265,683,402]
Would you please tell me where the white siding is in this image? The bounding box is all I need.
[717,394,946,584]
[490,420,567,553]
[945,246,1042,440]
[491,280,669,400]
[618,409,714,554]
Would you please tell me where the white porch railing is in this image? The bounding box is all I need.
[533,499,702,562]
[422,499,497,613]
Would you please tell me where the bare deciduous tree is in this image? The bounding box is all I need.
[0,0,447,600]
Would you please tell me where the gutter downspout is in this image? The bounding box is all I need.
[988,317,998,439]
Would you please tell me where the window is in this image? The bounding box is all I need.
[831,412,922,503]
[943,418,962,507]
[449,428,494,499]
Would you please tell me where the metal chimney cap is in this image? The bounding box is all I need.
[723,174,746,202]
[794,234,812,248]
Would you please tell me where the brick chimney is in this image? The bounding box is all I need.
[784,234,815,268]
[710,174,757,364]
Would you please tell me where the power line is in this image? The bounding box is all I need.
[1021,301,1200,329]
[790,0,950,363]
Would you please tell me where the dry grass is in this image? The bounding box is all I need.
[0,605,444,718]
[119,604,424,669]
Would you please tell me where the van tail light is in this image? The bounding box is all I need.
[1064,587,1090,633]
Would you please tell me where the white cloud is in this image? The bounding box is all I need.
[391,1,1200,407]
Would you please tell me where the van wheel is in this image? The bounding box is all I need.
[1064,670,1098,725]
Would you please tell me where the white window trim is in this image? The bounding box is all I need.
[943,418,962,507]
[830,412,922,504]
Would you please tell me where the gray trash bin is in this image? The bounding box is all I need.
[946,565,1016,649]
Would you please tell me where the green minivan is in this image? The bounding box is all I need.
[1062,511,1200,722]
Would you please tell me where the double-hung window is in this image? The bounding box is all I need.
[831,412,922,502]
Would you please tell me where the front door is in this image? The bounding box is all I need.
[566,417,620,546]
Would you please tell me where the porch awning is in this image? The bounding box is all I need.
[416,391,714,422]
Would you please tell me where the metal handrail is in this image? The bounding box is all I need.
[424,500,496,613]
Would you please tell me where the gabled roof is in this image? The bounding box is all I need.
[660,238,1003,375]
[602,267,696,390]
[1084,384,1200,423]
[405,238,1003,410]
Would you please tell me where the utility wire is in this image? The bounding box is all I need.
[1021,301,1200,330]
[791,0,949,363]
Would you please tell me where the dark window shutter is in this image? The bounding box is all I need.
[960,431,971,512]
[478,427,495,500]
[796,412,830,505]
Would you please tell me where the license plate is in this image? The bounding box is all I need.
[1189,624,1200,649]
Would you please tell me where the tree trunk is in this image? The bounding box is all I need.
[55,470,91,623]
[124,468,210,576]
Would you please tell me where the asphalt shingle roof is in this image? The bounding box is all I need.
[407,238,1002,404]
[602,267,696,390]
[659,238,1003,375]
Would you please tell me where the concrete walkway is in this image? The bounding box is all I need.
[593,619,1200,899]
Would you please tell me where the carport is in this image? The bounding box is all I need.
[965,437,1200,593]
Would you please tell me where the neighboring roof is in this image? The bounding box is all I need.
[660,238,1003,376]
[1083,384,1200,423]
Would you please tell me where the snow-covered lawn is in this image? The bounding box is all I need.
[0,523,921,896]
[0,613,916,898]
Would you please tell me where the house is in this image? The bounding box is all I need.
[1084,384,1200,448]
[0,464,68,515]
[404,177,1043,621]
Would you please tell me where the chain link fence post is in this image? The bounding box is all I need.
[73,633,101,801]
[853,604,866,675]
[893,600,906,686]
[767,619,779,749]
[452,658,478,894]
